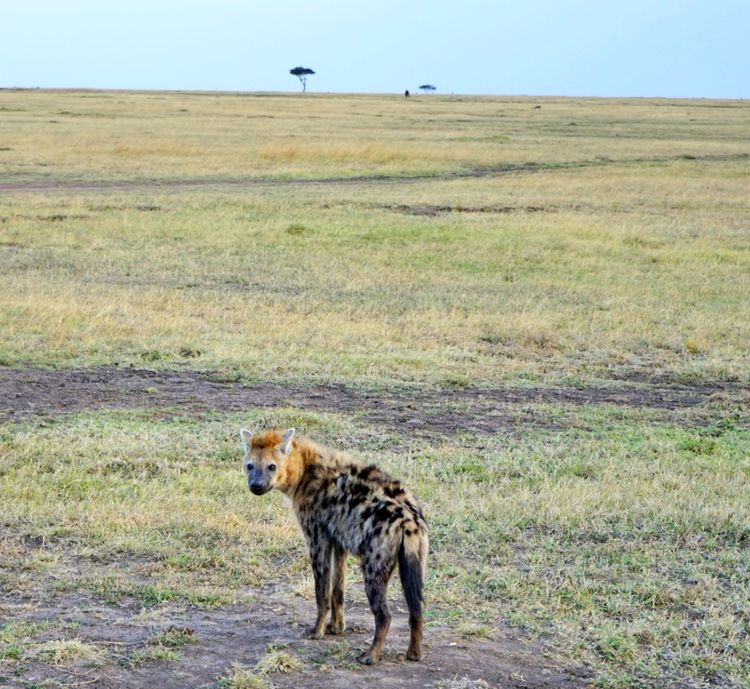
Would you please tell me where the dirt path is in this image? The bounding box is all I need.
[1,590,589,689]
[0,152,746,195]
[1,366,746,436]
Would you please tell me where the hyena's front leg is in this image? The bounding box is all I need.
[306,536,333,639]
[327,544,347,635]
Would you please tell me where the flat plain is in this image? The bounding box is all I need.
[0,89,748,689]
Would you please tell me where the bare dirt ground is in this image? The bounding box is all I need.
[1,528,591,689]
[1,365,746,436]
[1,558,589,689]
[2,595,588,689]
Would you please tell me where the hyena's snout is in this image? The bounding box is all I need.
[248,478,272,495]
[248,470,272,495]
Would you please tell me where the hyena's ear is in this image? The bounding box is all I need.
[281,427,296,455]
[240,429,253,453]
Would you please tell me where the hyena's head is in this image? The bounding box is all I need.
[240,427,295,496]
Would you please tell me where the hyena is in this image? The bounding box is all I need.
[240,427,428,665]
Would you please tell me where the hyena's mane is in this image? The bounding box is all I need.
[252,429,343,469]
[250,429,284,448]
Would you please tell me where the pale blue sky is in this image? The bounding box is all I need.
[2,1,747,98]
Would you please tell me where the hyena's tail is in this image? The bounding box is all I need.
[398,523,428,660]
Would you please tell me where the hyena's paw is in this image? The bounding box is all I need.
[305,626,325,640]
[326,621,346,636]
[357,650,378,665]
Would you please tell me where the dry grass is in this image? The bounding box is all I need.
[1,91,748,385]
[0,164,748,384]
[2,91,748,182]
[220,663,270,689]
[456,622,495,639]
[36,638,104,666]
[254,647,305,674]
[1,91,749,689]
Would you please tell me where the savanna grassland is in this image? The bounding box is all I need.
[0,89,749,689]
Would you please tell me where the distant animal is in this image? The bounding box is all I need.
[533,105,542,110]
[405,89,410,97]
[241,427,428,665]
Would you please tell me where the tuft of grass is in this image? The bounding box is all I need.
[78,576,181,607]
[0,621,55,663]
[596,631,638,663]
[455,622,495,639]
[255,646,305,674]
[0,644,21,660]
[1,622,54,645]
[219,663,270,689]
[124,626,196,667]
[150,626,198,649]
[678,435,719,455]
[37,638,104,666]
[127,645,180,667]
[286,223,312,236]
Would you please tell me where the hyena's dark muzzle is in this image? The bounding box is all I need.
[247,469,272,495]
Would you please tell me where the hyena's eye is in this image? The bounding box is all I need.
[245,462,253,471]
[268,463,277,472]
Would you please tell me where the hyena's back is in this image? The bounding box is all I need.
[295,459,428,663]
[298,462,427,558]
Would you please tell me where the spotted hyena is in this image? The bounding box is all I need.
[240,427,428,664]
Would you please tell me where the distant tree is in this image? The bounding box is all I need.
[290,66,315,93]
[418,84,436,94]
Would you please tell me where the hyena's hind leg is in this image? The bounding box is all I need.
[327,543,347,635]
[358,557,397,665]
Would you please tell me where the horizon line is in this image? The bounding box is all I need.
[1,86,747,102]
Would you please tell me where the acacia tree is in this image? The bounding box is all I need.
[290,66,315,93]
[418,84,436,94]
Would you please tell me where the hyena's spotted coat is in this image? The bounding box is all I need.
[240,427,428,664]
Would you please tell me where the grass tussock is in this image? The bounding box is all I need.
[37,638,104,666]
[127,644,181,667]
[455,622,495,639]
[255,647,305,674]
[124,626,197,667]
[220,663,270,689]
